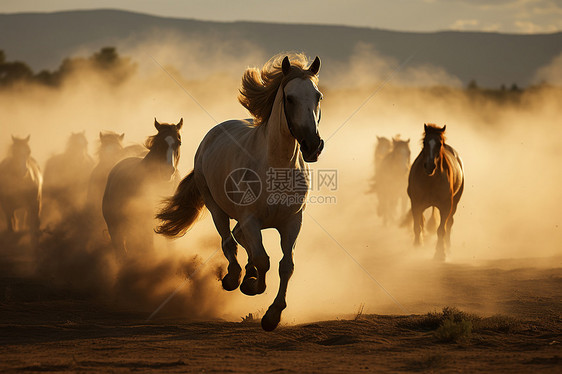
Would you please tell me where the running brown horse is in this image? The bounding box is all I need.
[0,135,42,244]
[102,119,182,258]
[407,124,464,261]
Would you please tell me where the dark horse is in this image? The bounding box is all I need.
[87,131,126,217]
[407,124,464,261]
[0,136,42,244]
[375,137,411,225]
[43,132,95,224]
[102,119,182,257]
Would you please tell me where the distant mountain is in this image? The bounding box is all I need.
[1,9,561,87]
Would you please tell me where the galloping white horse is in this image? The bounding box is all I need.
[157,54,323,331]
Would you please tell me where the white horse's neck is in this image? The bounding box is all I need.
[265,87,300,169]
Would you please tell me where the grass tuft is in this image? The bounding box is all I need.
[434,316,472,343]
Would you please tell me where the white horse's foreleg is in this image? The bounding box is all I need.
[232,223,258,292]
[261,214,301,331]
[238,217,269,296]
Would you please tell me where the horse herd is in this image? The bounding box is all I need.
[0,53,464,330]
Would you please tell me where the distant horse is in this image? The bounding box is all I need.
[375,137,411,225]
[156,54,323,331]
[374,136,392,173]
[102,119,182,257]
[43,132,95,223]
[368,135,391,193]
[0,136,42,243]
[407,124,464,261]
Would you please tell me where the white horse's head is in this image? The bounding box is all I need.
[282,56,324,163]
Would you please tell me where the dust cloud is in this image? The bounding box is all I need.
[0,35,561,325]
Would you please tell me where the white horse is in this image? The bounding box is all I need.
[157,54,323,331]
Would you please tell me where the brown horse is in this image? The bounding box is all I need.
[43,132,95,224]
[374,136,392,173]
[102,119,182,257]
[0,136,42,244]
[407,124,464,261]
[86,131,126,217]
[375,137,411,225]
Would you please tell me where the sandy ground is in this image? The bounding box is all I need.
[1,249,561,373]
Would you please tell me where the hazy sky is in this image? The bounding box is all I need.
[1,0,561,33]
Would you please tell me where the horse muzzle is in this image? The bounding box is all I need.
[301,137,324,163]
[424,162,436,175]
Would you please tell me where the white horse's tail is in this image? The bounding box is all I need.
[155,170,204,237]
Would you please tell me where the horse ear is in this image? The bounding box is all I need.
[154,118,162,131]
[424,123,428,132]
[309,56,321,75]
[442,125,446,132]
[407,138,410,143]
[99,132,103,139]
[25,135,30,142]
[177,118,183,130]
[282,56,291,76]
[377,136,381,141]
[119,133,125,141]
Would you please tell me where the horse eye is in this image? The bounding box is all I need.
[286,96,294,105]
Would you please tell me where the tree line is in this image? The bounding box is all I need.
[0,47,135,87]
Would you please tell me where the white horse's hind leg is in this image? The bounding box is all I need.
[261,214,301,331]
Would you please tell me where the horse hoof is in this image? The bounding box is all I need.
[240,277,259,296]
[261,309,281,331]
[221,272,241,291]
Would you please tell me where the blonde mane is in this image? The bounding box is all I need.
[238,53,319,126]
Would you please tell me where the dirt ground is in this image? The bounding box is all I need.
[1,250,561,373]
